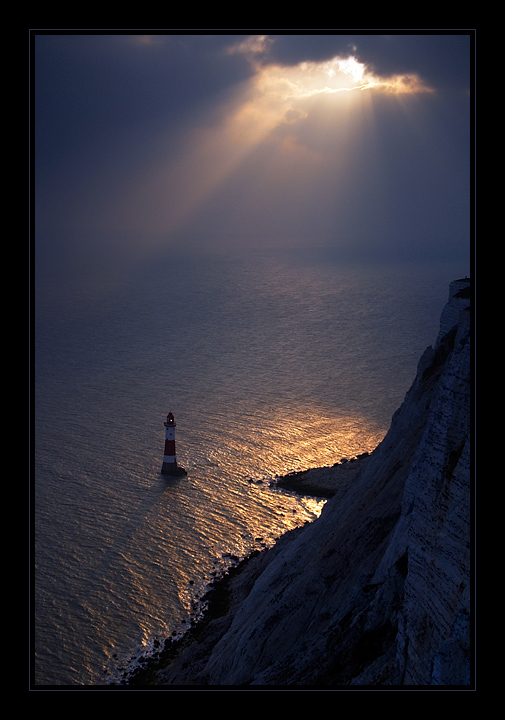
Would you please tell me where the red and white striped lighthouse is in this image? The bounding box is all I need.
[161,412,186,476]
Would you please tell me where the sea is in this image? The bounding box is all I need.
[33,247,464,686]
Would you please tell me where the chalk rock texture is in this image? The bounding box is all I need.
[159,279,471,686]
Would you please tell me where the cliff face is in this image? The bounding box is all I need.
[159,279,471,687]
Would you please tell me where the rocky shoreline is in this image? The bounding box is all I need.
[113,551,264,686]
[273,453,370,498]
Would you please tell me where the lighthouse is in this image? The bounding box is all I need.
[161,412,187,476]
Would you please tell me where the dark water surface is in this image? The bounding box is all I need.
[34,249,459,685]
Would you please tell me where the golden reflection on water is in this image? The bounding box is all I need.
[102,405,385,679]
[213,404,385,483]
[53,402,387,684]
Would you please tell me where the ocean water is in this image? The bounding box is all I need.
[33,248,458,686]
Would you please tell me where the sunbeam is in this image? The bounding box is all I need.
[100,48,435,259]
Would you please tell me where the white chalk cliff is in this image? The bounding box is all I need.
[159,279,471,686]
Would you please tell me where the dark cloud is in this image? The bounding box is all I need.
[35,34,253,167]
[266,32,471,91]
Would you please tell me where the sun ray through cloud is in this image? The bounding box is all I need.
[99,38,436,259]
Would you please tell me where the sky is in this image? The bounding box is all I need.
[33,31,472,285]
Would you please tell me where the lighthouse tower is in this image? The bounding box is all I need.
[161,412,186,476]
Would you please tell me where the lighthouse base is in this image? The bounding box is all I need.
[161,462,187,477]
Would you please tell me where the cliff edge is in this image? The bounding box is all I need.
[157,278,471,687]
